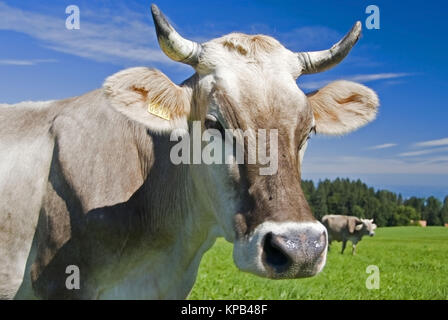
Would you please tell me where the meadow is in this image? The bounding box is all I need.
[189,227,448,299]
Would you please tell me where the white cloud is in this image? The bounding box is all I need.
[414,137,448,148]
[0,2,173,65]
[0,59,57,66]
[303,155,448,175]
[300,73,412,90]
[0,1,385,75]
[348,73,412,82]
[422,156,448,164]
[398,147,448,157]
[367,143,397,150]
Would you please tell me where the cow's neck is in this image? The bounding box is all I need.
[96,159,222,299]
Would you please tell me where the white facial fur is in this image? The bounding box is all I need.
[362,219,377,236]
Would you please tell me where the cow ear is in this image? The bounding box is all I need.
[307,80,379,135]
[355,223,364,231]
[103,67,191,133]
[348,217,362,233]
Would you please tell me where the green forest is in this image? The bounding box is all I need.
[301,178,448,227]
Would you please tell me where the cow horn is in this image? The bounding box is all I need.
[297,21,362,74]
[151,4,202,66]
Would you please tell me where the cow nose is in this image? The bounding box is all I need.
[262,228,327,277]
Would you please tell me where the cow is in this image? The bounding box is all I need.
[322,215,377,255]
[0,4,379,299]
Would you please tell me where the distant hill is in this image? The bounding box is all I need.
[301,178,448,227]
[376,185,448,202]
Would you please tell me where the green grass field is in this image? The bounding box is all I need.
[189,227,448,299]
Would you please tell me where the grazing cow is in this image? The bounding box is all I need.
[0,4,379,299]
[322,215,377,254]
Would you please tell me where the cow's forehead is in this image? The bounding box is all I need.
[196,33,311,130]
[206,75,311,135]
[198,33,301,76]
[362,219,374,227]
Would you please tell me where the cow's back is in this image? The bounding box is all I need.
[322,215,348,242]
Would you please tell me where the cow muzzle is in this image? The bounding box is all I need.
[233,221,328,279]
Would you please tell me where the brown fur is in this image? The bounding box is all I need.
[213,83,315,236]
[220,33,282,57]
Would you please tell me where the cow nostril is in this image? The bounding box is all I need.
[262,232,291,273]
[319,231,327,249]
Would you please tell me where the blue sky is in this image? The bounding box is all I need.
[0,0,447,199]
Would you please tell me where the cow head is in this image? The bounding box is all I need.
[104,5,379,279]
[349,217,377,237]
[363,219,377,237]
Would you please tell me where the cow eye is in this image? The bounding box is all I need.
[204,114,225,138]
[299,126,316,151]
[307,126,316,141]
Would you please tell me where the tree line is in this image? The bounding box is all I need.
[301,178,448,227]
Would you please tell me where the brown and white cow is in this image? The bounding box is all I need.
[322,215,377,254]
[0,5,379,299]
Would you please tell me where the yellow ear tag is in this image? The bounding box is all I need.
[147,102,172,120]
